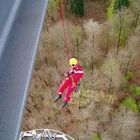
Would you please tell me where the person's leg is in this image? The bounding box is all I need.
[64,85,76,102]
[60,84,76,108]
[55,78,70,102]
[58,78,70,95]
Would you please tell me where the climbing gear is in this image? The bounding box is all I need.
[54,95,62,102]
[69,58,78,66]
[70,75,76,87]
[59,0,81,68]
[60,101,68,109]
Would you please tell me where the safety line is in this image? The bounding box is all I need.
[59,0,70,65]
[58,1,75,134]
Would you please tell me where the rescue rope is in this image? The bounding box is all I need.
[58,1,75,133]
[59,0,70,65]
[61,106,74,133]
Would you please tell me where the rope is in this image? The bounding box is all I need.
[59,0,70,65]
[58,1,75,132]
[61,106,74,133]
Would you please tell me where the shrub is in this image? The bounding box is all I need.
[124,71,133,81]
[130,85,140,96]
[114,0,130,12]
[123,97,138,113]
[93,133,100,140]
[107,0,115,18]
[70,0,84,17]
[108,0,130,18]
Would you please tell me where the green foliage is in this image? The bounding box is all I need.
[130,85,140,96]
[135,87,140,96]
[114,0,130,12]
[107,0,115,18]
[123,97,138,113]
[124,71,133,81]
[107,0,130,18]
[93,133,100,140]
[48,0,59,11]
[123,82,140,98]
[138,102,140,110]
[70,0,84,17]
[48,0,59,18]
[109,9,135,49]
[123,72,133,92]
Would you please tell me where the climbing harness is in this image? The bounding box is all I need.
[19,129,75,140]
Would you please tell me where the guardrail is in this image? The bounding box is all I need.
[19,129,75,140]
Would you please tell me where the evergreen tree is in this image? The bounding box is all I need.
[114,0,130,12]
[70,0,84,17]
[107,0,130,18]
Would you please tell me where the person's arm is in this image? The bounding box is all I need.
[65,68,74,76]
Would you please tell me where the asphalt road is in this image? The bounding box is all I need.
[0,0,48,139]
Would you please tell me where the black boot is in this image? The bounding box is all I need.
[54,95,62,102]
[60,101,68,109]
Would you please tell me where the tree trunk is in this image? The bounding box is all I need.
[105,34,110,57]
[92,34,95,49]
[134,11,139,30]
[76,38,80,59]
[116,14,123,55]
[108,66,113,94]
[64,0,67,11]
[91,56,94,74]
[130,58,135,72]
[125,51,132,76]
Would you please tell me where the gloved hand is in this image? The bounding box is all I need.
[65,69,74,76]
[69,69,74,74]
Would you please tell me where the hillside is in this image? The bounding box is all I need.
[22,0,140,139]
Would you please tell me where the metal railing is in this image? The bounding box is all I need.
[19,129,75,140]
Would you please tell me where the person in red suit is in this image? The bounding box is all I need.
[55,58,84,108]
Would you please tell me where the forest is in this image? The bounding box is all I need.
[22,0,140,139]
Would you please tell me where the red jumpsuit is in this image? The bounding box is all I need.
[58,63,84,102]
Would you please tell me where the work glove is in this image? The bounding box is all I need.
[65,69,74,76]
